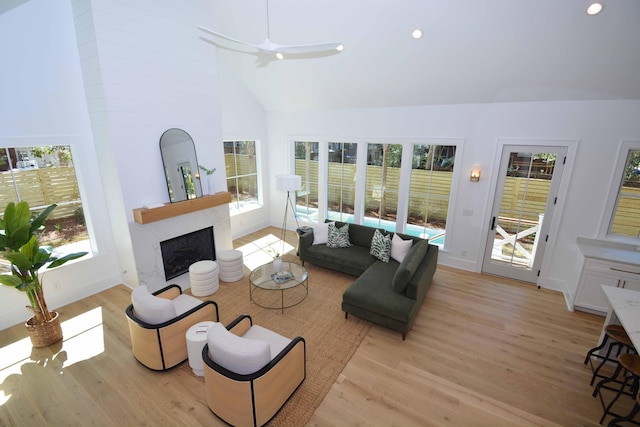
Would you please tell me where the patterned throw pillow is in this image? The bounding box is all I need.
[370,229,391,262]
[327,222,352,248]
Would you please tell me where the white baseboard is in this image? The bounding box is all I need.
[0,274,121,331]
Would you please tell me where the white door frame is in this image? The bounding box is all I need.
[481,139,577,287]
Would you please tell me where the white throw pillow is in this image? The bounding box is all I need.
[312,222,332,245]
[131,285,177,325]
[207,322,272,375]
[390,233,413,263]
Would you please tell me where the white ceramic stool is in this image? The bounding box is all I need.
[185,321,217,376]
[217,250,245,282]
[189,260,219,296]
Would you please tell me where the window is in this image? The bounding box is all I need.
[609,148,640,238]
[405,144,456,246]
[364,143,402,232]
[224,140,259,213]
[294,141,319,222]
[0,145,89,260]
[294,138,458,247]
[326,142,357,222]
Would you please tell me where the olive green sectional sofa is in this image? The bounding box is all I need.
[298,220,438,339]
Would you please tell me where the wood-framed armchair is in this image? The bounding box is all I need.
[125,284,219,370]
[202,314,306,427]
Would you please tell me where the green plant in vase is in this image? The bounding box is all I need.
[267,247,282,273]
[0,201,88,346]
[198,165,216,195]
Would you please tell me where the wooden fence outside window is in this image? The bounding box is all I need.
[0,167,81,219]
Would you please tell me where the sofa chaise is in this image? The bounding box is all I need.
[298,220,438,339]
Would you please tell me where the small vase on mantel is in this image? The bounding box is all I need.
[273,257,283,273]
[198,165,216,195]
[206,176,215,195]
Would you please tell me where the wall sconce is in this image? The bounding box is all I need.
[470,169,481,182]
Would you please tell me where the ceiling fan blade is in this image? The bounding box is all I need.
[275,42,344,55]
[197,26,263,50]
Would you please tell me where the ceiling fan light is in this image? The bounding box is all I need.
[275,52,284,60]
[336,44,344,52]
[586,2,603,15]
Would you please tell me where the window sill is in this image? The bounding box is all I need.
[229,201,263,217]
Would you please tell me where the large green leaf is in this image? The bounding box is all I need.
[30,204,56,232]
[48,251,88,269]
[1,202,18,233]
[1,202,57,251]
[33,247,54,270]
[5,224,31,251]
[4,202,32,236]
[5,252,33,274]
[0,274,23,288]
[16,280,37,293]
[21,234,40,260]
[1,202,33,251]
[0,201,85,307]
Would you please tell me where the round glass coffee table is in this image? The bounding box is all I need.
[249,261,308,313]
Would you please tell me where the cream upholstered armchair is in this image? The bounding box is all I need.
[202,315,306,427]
[125,284,219,370]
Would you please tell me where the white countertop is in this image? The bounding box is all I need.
[602,285,640,350]
[577,237,640,267]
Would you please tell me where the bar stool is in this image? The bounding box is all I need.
[608,387,640,426]
[585,324,635,386]
[594,353,640,425]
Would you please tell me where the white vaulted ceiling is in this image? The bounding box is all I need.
[206,0,640,112]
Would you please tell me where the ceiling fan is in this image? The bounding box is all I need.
[197,1,343,64]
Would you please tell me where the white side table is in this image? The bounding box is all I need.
[186,321,217,376]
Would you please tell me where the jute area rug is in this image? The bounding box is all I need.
[205,254,371,426]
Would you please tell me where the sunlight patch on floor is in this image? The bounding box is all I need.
[0,306,104,405]
[235,233,296,271]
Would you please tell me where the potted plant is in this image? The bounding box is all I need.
[198,165,216,195]
[0,201,87,347]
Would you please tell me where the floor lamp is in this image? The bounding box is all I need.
[276,174,301,255]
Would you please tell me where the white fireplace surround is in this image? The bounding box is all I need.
[129,204,233,292]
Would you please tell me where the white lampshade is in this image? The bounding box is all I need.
[276,174,301,192]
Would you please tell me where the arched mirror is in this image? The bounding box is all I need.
[160,128,202,202]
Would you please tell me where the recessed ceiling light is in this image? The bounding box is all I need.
[336,44,344,52]
[587,2,603,15]
[275,52,284,60]
[412,29,423,39]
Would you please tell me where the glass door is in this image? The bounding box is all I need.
[482,145,566,284]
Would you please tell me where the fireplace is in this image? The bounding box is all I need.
[160,226,216,280]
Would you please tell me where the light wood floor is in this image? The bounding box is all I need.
[0,227,630,426]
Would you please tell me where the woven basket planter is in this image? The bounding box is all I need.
[26,311,63,348]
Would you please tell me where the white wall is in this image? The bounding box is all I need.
[0,0,120,329]
[0,0,231,329]
[71,0,230,288]
[217,60,272,239]
[244,100,640,306]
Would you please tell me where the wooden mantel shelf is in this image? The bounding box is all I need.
[133,192,232,224]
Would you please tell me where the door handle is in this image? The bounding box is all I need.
[491,216,496,230]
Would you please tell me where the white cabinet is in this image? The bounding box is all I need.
[574,258,640,315]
